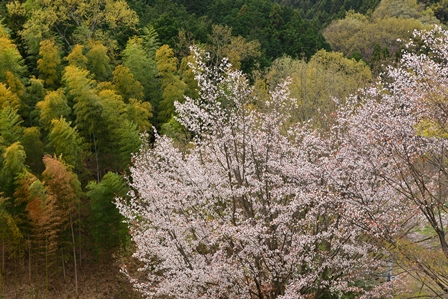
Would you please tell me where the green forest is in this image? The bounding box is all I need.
[1,0,448,298]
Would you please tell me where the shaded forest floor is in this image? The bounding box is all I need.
[0,258,141,299]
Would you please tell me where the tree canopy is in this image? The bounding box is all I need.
[117,48,392,299]
[3,0,448,297]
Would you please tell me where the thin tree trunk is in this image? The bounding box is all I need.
[92,131,100,182]
[1,237,4,275]
[0,263,2,298]
[61,247,66,280]
[75,167,82,268]
[35,250,39,299]
[69,212,78,298]
[54,25,72,49]
[78,205,81,269]
[13,256,17,299]
[28,238,31,284]
[0,239,3,297]
[45,235,49,299]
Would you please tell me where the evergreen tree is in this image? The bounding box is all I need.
[86,43,112,82]
[62,65,104,179]
[7,0,139,54]
[87,172,129,254]
[0,31,26,83]
[41,155,82,298]
[37,40,62,90]
[0,109,23,196]
[126,98,153,131]
[15,171,61,296]
[21,127,44,174]
[155,44,187,125]
[22,78,46,127]
[66,44,88,69]
[1,142,26,197]
[96,88,141,170]
[122,36,161,105]
[62,65,102,137]
[0,106,23,148]
[36,89,71,131]
[0,195,23,277]
[116,119,141,170]
[207,24,261,69]
[0,83,21,110]
[141,25,161,57]
[112,65,144,102]
[47,117,84,170]
[5,71,25,98]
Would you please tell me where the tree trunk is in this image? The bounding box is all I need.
[46,235,49,299]
[436,228,448,259]
[69,212,78,298]
[92,131,100,182]
[61,246,66,280]
[1,238,4,275]
[0,239,3,296]
[28,238,31,284]
[78,206,82,269]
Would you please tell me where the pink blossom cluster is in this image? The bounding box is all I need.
[117,27,448,297]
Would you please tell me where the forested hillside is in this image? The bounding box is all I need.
[1,0,448,298]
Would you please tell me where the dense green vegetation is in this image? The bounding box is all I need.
[0,0,448,297]
[274,0,381,25]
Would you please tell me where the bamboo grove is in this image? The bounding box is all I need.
[1,0,448,298]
